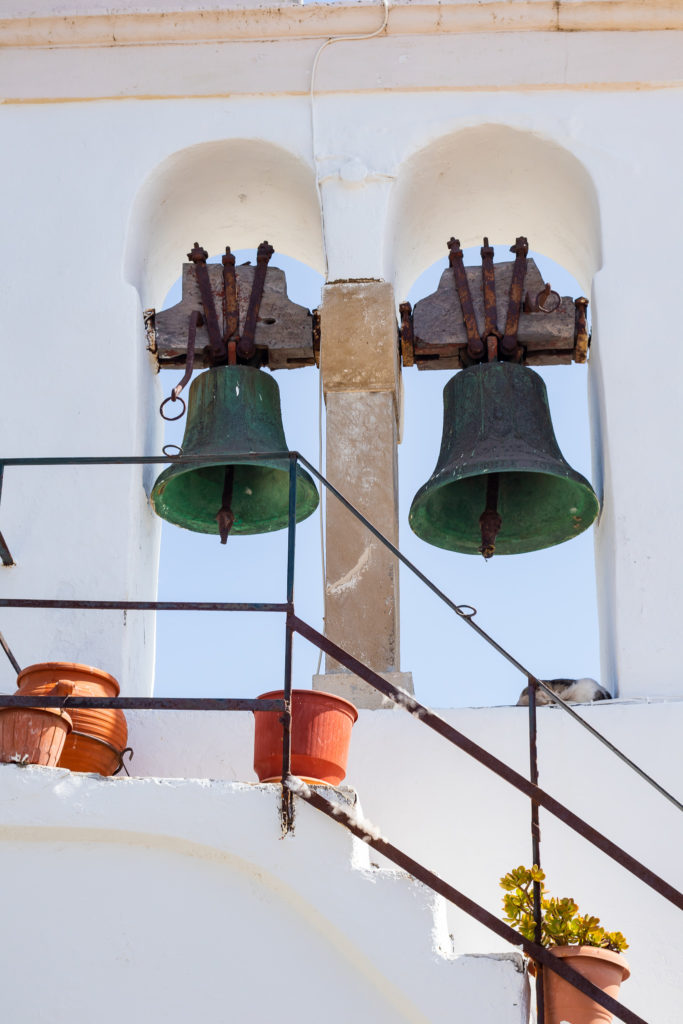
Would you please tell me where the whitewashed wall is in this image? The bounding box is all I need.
[1,5,682,698]
[0,764,529,1024]
[123,699,683,1023]
[1,5,682,1023]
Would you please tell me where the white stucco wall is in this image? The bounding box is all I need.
[0,764,529,1024]
[1,6,682,1024]
[2,7,682,698]
[125,698,683,1023]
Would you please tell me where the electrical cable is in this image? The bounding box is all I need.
[308,0,391,674]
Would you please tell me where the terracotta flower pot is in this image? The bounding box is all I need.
[0,681,73,767]
[253,689,358,785]
[16,662,127,776]
[542,945,631,1024]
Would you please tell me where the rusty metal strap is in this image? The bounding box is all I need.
[501,236,528,357]
[238,240,274,361]
[222,247,239,344]
[480,237,500,342]
[288,613,683,914]
[293,782,648,1024]
[447,237,484,361]
[188,243,225,364]
[68,729,134,776]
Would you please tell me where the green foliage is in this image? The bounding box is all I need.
[499,865,629,953]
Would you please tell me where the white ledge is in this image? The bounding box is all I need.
[2,1,682,50]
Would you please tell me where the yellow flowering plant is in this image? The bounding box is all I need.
[500,865,628,953]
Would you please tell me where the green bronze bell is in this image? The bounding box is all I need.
[152,365,318,538]
[409,362,599,557]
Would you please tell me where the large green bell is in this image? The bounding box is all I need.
[409,362,599,556]
[152,365,318,536]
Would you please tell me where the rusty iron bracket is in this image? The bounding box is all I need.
[447,236,527,365]
[312,310,321,368]
[238,241,274,362]
[500,236,528,360]
[399,302,415,367]
[159,309,201,421]
[448,237,485,362]
[151,244,314,371]
[222,247,239,346]
[481,237,502,346]
[188,243,226,365]
[525,281,561,314]
[574,297,590,363]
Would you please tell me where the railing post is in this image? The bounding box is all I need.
[528,675,545,1024]
[281,454,297,833]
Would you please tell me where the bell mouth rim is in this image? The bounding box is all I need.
[151,457,319,536]
[409,467,600,555]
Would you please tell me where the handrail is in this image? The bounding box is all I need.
[0,447,680,1024]
[297,452,683,815]
[1,449,681,812]
[288,613,683,912]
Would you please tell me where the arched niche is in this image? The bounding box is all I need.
[387,125,602,301]
[124,139,324,308]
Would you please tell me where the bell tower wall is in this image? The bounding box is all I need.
[1,4,682,704]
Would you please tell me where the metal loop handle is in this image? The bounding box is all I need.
[159,395,187,421]
[456,604,477,619]
[162,444,183,458]
[113,747,134,777]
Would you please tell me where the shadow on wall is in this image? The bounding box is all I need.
[123,138,325,309]
[386,123,602,300]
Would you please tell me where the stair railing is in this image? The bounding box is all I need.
[0,449,681,1024]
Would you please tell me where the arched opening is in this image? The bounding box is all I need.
[153,249,325,698]
[123,140,325,699]
[386,124,602,299]
[399,244,600,707]
[124,138,324,308]
[385,125,604,704]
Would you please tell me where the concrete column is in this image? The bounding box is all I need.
[313,281,413,708]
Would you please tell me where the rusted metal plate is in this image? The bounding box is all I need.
[149,263,315,371]
[412,259,580,369]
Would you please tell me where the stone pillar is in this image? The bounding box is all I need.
[313,281,413,708]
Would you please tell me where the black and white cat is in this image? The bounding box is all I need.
[517,677,611,706]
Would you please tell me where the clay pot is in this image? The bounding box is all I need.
[253,689,358,785]
[16,662,127,776]
[0,681,73,767]
[542,945,631,1024]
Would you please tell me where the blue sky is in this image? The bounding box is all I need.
[155,245,599,708]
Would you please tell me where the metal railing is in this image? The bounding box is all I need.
[0,449,681,1024]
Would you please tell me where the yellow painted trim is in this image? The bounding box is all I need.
[2,81,681,106]
[1,2,682,50]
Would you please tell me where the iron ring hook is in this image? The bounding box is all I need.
[162,444,183,458]
[537,289,561,314]
[113,747,134,777]
[160,395,187,421]
[456,604,477,619]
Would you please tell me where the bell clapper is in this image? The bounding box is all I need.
[479,473,502,560]
[216,465,236,544]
